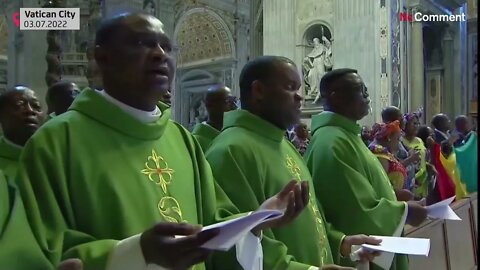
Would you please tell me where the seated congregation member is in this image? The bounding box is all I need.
[16,13,308,270]
[207,56,380,270]
[381,106,420,188]
[192,84,237,152]
[0,86,44,179]
[402,109,430,198]
[291,122,310,156]
[46,81,81,119]
[305,69,427,270]
[0,170,83,270]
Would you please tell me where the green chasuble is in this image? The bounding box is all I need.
[16,89,240,270]
[0,171,53,269]
[0,136,21,180]
[192,122,220,152]
[304,112,408,270]
[206,110,345,270]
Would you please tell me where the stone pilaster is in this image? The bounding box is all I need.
[409,9,425,114]
[263,0,295,60]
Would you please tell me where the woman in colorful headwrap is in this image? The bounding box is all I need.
[369,120,414,201]
[401,109,430,198]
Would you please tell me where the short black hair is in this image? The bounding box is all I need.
[381,106,401,123]
[431,113,448,129]
[46,81,75,103]
[417,125,431,145]
[319,68,357,98]
[454,115,468,126]
[239,55,296,109]
[95,14,129,47]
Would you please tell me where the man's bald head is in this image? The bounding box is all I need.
[205,85,236,114]
[95,13,164,47]
[0,86,44,146]
[46,81,80,115]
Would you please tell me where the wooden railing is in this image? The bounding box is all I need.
[405,193,478,270]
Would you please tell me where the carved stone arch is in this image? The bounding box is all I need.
[173,7,235,67]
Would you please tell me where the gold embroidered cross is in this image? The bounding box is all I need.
[286,155,302,180]
[141,149,175,193]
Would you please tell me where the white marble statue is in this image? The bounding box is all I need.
[144,0,156,16]
[303,34,333,103]
[196,100,208,123]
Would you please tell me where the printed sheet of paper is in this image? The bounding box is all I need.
[362,236,430,256]
[200,210,282,251]
[426,196,461,220]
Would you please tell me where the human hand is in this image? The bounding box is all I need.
[407,149,421,163]
[252,180,309,234]
[406,201,427,226]
[57,259,83,270]
[340,235,382,262]
[140,223,220,270]
[395,189,414,202]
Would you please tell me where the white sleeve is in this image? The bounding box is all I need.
[106,234,169,270]
[370,202,408,270]
[235,232,263,270]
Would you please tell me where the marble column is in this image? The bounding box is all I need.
[409,14,424,114]
[263,0,295,60]
[7,0,48,105]
[442,29,454,117]
[453,5,468,115]
[249,0,263,58]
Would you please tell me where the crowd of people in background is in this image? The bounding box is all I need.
[286,105,477,205]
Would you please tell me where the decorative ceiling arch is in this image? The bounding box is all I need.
[174,8,235,66]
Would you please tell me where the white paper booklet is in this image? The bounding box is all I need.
[426,196,461,220]
[200,210,282,251]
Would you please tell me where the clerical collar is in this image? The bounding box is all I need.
[223,110,285,142]
[97,90,161,123]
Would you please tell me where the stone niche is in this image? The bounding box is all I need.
[300,23,333,111]
[173,7,236,128]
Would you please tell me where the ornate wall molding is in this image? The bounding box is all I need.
[173,7,235,67]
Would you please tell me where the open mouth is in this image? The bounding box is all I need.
[147,66,169,79]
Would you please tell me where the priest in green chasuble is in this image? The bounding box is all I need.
[0,170,84,270]
[192,84,237,152]
[15,13,309,270]
[206,56,381,270]
[0,86,44,180]
[304,69,428,270]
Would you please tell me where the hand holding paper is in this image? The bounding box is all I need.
[200,210,282,250]
[426,196,461,220]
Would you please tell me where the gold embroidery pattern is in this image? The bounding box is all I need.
[286,155,330,266]
[142,149,184,223]
[142,150,198,270]
[141,150,175,193]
